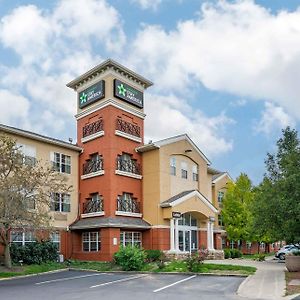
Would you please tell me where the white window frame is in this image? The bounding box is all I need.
[16,143,36,166]
[82,232,101,252]
[51,152,71,174]
[192,165,198,181]
[11,231,35,246]
[50,232,60,251]
[218,191,224,203]
[181,161,188,179]
[120,231,142,248]
[170,157,176,176]
[51,193,71,212]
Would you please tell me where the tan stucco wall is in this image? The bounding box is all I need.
[142,138,216,227]
[2,132,79,230]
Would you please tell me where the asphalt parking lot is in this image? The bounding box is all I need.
[0,270,248,300]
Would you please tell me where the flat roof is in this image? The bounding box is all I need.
[0,123,82,152]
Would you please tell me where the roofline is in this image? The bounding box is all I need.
[208,166,221,175]
[137,134,211,165]
[0,124,82,152]
[160,190,218,214]
[70,223,151,230]
[66,58,153,90]
[212,172,234,184]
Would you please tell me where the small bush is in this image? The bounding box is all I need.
[230,249,242,258]
[254,253,265,261]
[224,248,231,259]
[114,246,145,271]
[10,241,58,265]
[145,249,163,262]
[185,250,208,272]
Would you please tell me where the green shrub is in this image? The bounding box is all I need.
[224,248,231,259]
[254,253,266,261]
[185,250,208,272]
[10,241,58,265]
[114,246,146,271]
[230,249,242,258]
[145,249,163,262]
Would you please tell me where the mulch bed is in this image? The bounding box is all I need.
[286,271,300,295]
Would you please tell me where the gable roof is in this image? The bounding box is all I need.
[212,172,233,184]
[66,58,153,90]
[136,134,211,165]
[0,123,82,152]
[160,189,218,213]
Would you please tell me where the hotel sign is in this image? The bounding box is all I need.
[78,80,105,108]
[114,79,143,108]
[172,212,182,218]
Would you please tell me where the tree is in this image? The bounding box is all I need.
[0,135,71,268]
[252,127,300,244]
[222,173,254,245]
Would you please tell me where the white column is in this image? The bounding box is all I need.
[170,218,175,251]
[174,218,179,251]
[207,221,211,250]
[211,222,214,250]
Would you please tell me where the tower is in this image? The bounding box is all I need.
[67,59,152,260]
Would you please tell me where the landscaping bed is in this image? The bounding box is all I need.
[285,271,300,296]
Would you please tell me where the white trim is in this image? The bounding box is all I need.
[151,225,170,229]
[81,170,104,180]
[75,98,146,120]
[81,211,105,218]
[161,190,218,214]
[212,172,233,184]
[115,211,142,218]
[115,130,142,143]
[115,170,142,179]
[81,131,104,143]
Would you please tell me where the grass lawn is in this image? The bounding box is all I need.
[0,259,256,279]
[285,271,300,295]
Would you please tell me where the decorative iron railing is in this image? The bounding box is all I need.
[116,157,141,175]
[116,119,140,137]
[117,196,140,213]
[83,198,103,214]
[83,157,103,175]
[82,119,104,138]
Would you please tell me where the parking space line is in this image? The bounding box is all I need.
[153,275,197,293]
[90,274,148,288]
[36,273,107,285]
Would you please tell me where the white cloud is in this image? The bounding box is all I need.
[255,102,295,135]
[0,90,30,127]
[128,0,300,119]
[131,0,162,11]
[144,94,234,157]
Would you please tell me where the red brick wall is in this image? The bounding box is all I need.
[151,228,170,251]
[199,231,207,249]
[214,233,222,250]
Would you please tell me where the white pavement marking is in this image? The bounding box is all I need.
[90,274,148,288]
[36,273,107,285]
[153,275,197,293]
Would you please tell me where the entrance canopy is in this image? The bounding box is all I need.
[160,190,218,219]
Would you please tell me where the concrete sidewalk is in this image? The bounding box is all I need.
[205,257,300,300]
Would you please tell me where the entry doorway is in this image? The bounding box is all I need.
[178,228,198,253]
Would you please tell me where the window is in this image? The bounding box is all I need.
[117,153,140,175]
[192,165,198,181]
[83,193,104,214]
[51,193,71,212]
[51,232,60,251]
[51,152,71,174]
[218,214,223,227]
[83,153,103,175]
[246,241,252,249]
[82,232,101,252]
[170,157,176,176]
[230,240,235,249]
[120,232,142,248]
[11,231,35,246]
[16,143,36,166]
[181,162,188,179]
[117,193,140,213]
[218,191,224,203]
[178,213,197,227]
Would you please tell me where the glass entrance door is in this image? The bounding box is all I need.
[179,230,191,252]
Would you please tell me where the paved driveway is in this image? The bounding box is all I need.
[0,270,249,300]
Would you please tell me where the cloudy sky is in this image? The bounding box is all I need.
[0,0,299,184]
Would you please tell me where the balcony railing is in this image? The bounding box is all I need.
[116,158,141,175]
[117,197,140,213]
[83,157,103,175]
[83,120,104,138]
[83,198,103,214]
[116,119,140,137]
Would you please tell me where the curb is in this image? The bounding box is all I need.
[0,268,69,281]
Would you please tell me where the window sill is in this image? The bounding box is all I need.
[115,130,142,143]
[81,170,105,180]
[115,211,142,218]
[81,211,105,218]
[115,170,142,179]
[81,131,104,143]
